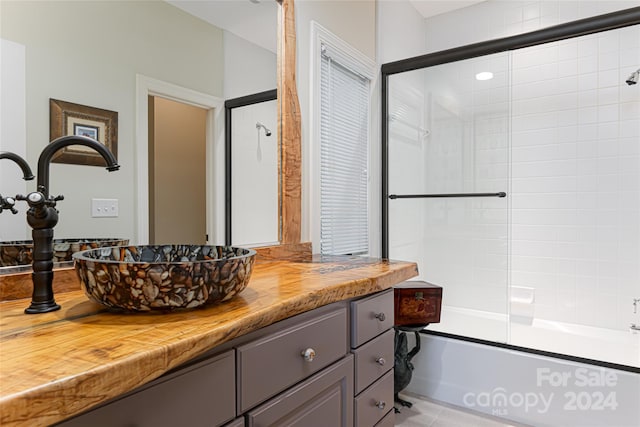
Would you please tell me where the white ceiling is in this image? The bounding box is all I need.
[409,0,486,18]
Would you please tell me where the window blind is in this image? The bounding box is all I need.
[319,43,369,255]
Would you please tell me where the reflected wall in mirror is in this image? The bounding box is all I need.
[225,90,279,247]
[0,0,280,255]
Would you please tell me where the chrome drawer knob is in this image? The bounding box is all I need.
[375,401,386,410]
[374,312,386,322]
[301,348,316,362]
[375,357,386,366]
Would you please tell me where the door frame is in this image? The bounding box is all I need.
[135,75,224,245]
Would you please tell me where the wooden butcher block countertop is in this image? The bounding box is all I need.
[0,256,418,426]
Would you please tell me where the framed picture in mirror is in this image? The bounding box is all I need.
[49,98,118,166]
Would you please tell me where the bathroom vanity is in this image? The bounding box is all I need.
[0,255,417,426]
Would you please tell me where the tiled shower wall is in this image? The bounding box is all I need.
[510,27,640,331]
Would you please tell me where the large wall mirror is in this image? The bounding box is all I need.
[0,0,302,264]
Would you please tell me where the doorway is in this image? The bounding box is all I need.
[148,96,207,244]
[135,75,224,246]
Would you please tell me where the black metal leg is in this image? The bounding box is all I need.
[395,392,414,408]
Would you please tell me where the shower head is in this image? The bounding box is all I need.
[626,68,639,85]
[256,122,272,137]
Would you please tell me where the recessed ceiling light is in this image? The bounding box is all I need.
[475,71,494,81]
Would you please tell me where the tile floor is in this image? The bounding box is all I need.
[395,393,531,427]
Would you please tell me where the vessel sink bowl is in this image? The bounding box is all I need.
[0,238,129,267]
[73,245,256,312]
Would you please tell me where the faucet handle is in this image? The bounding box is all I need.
[16,192,64,208]
[0,195,18,214]
[46,194,64,208]
[15,192,44,207]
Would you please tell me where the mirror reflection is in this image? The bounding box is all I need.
[0,0,279,270]
[225,90,278,247]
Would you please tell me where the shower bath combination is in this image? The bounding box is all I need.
[626,68,639,85]
[256,122,272,136]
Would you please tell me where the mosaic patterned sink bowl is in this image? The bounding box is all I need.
[73,245,256,312]
[0,238,129,267]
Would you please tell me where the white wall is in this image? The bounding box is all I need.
[377,0,428,64]
[223,31,277,99]
[374,0,428,258]
[0,39,29,241]
[0,1,224,242]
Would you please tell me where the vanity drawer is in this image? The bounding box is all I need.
[353,328,394,394]
[351,289,393,348]
[57,350,235,427]
[354,370,394,427]
[237,307,348,412]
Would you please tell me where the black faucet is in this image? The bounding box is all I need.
[15,135,120,314]
[36,135,120,198]
[0,151,35,214]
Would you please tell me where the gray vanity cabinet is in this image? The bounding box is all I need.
[55,350,236,427]
[350,289,395,427]
[56,290,395,427]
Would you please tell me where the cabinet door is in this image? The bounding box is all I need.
[56,350,235,427]
[246,355,353,427]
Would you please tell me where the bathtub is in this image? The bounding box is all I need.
[405,307,640,426]
[427,306,640,368]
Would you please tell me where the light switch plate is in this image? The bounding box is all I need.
[91,198,118,218]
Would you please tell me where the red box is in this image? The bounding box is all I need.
[394,281,442,327]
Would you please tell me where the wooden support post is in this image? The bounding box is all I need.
[277,0,302,244]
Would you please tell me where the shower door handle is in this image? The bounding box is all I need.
[389,192,506,199]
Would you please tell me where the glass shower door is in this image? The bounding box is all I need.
[387,52,511,343]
